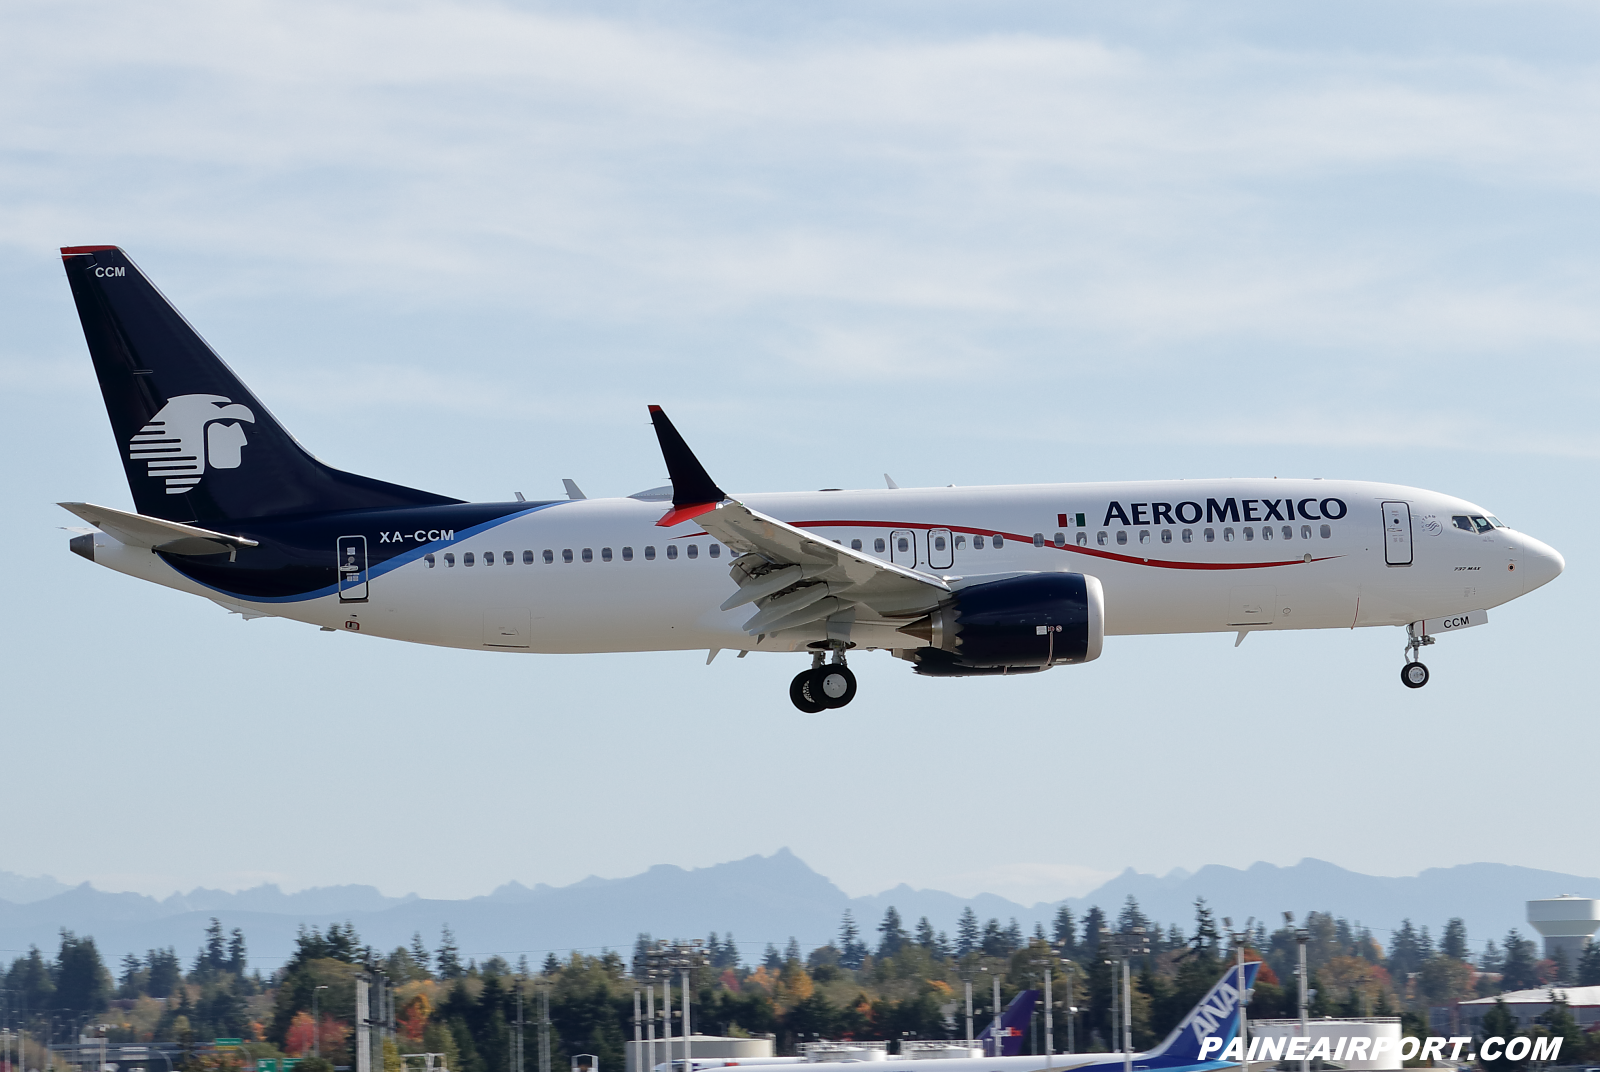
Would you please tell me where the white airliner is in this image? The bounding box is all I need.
[57,246,1565,709]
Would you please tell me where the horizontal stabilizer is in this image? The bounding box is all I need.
[58,501,258,556]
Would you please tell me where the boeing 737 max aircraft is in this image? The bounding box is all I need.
[57,247,1565,709]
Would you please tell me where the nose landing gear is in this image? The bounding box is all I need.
[789,648,858,711]
[1401,622,1434,689]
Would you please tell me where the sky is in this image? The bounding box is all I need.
[2,0,1598,907]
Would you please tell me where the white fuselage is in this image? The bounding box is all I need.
[85,478,1564,655]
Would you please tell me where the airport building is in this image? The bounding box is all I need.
[1433,986,1600,1035]
[625,1035,775,1072]
[1247,1018,1403,1071]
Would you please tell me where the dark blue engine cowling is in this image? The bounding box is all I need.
[901,573,1105,677]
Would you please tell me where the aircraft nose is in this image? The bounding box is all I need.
[1519,534,1565,593]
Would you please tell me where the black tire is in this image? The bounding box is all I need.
[1400,661,1430,689]
[817,665,858,708]
[790,669,827,713]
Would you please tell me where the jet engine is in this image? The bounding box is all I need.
[897,573,1104,676]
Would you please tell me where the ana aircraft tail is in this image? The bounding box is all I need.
[978,989,1040,1057]
[60,246,456,524]
[1141,960,1260,1069]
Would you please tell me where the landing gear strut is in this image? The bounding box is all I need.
[1401,623,1433,689]
[789,648,858,711]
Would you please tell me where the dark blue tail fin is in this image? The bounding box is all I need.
[1143,961,1259,1068]
[61,246,458,524]
[978,989,1039,1057]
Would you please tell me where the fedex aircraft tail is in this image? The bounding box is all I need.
[60,246,456,525]
[1142,960,1259,1069]
[978,989,1039,1057]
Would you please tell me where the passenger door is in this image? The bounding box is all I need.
[927,528,953,570]
[1383,501,1413,566]
[890,529,917,568]
[337,535,369,602]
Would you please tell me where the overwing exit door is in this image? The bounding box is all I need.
[927,528,954,570]
[1382,502,1413,566]
[337,535,369,601]
[890,529,917,568]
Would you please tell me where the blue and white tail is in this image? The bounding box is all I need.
[1142,961,1260,1069]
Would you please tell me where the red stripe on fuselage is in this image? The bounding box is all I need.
[788,519,1340,571]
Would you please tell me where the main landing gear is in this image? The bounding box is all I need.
[790,648,858,712]
[1401,622,1434,689]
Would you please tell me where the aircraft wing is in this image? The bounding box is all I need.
[695,498,950,636]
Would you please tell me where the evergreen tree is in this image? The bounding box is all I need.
[1479,999,1523,1072]
[877,908,908,958]
[1003,919,1024,954]
[763,944,783,970]
[784,937,801,964]
[1577,941,1600,986]
[1480,939,1504,973]
[147,947,182,998]
[980,918,1006,957]
[633,934,652,973]
[957,908,981,957]
[838,911,867,969]
[437,926,465,979]
[227,928,248,975]
[1500,929,1540,991]
[55,930,109,1016]
[1053,907,1077,955]
[411,932,433,973]
[1081,907,1106,957]
[194,918,228,980]
[541,952,561,974]
[1189,899,1218,957]
[1442,919,1469,961]
[1388,920,1426,978]
[914,917,937,952]
[118,953,144,998]
[1118,897,1150,935]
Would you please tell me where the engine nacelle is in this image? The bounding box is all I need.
[899,573,1104,677]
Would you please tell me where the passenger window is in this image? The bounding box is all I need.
[562,549,573,563]
[1053,532,1065,547]
[1160,529,1172,544]
[934,535,947,551]
[993,534,1004,548]
[1097,531,1108,546]
[504,551,514,564]
[687,544,699,559]
[973,536,984,549]
[1116,531,1128,545]
[1182,529,1193,543]
[1204,528,1215,543]
[1223,528,1234,542]
[666,545,678,560]
[645,545,656,560]
[850,538,862,550]
[425,553,436,567]
[543,549,554,564]
[897,536,910,552]
[875,538,887,552]
[601,547,613,562]
[1320,524,1331,538]
[444,552,455,567]
[1261,526,1272,541]
[465,552,476,566]
[482,550,493,565]
[622,546,634,561]
[709,544,721,558]
[1301,525,1311,540]
[1139,530,1150,545]
[1243,527,1254,541]
[1076,532,1088,546]
[582,548,593,563]
[522,550,534,564]
[955,535,967,549]
[1452,515,1474,532]
[1033,533,1044,547]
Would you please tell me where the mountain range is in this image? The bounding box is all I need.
[2,852,1592,971]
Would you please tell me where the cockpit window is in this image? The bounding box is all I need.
[1453,515,1497,533]
[1471,516,1493,533]
[1489,516,1505,528]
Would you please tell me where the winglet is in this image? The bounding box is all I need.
[648,405,726,526]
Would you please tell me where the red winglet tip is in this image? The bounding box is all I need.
[656,502,717,527]
[60,245,118,256]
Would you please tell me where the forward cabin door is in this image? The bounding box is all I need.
[1383,501,1414,566]
[890,529,917,568]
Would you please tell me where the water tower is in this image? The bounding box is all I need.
[1527,896,1600,963]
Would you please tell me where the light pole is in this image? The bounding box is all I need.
[1100,928,1149,1072]
[1028,946,1056,1068]
[991,974,1002,1059]
[1223,919,1254,1071]
[1284,915,1310,1072]
[313,985,330,1059]
[1064,960,1076,1055]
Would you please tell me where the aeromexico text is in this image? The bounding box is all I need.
[1095,498,1349,528]
[1198,1034,1559,1064]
